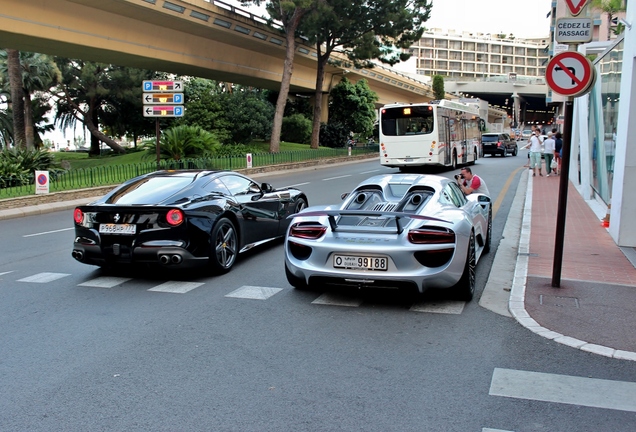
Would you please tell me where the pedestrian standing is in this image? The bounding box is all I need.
[554,132,563,175]
[543,132,555,177]
[523,129,544,176]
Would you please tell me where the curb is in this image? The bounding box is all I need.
[508,170,636,362]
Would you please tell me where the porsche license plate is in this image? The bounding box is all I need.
[99,224,136,235]
[333,255,388,271]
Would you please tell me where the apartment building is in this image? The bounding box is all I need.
[409,29,550,79]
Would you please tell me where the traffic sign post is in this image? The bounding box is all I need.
[142,81,186,169]
[545,49,596,287]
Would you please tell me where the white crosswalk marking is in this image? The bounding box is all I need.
[490,368,636,412]
[410,300,465,314]
[148,281,205,294]
[312,293,363,307]
[225,286,282,300]
[18,272,70,283]
[78,277,132,288]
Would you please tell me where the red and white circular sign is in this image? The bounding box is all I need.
[545,51,595,97]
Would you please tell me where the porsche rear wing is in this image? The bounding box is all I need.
[289,210,449,235]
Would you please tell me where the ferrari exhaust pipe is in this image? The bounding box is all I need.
[72,250,84,261]
[159,254,170,265]
[171,255,182,264]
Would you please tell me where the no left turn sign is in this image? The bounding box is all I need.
[545,51,595,97]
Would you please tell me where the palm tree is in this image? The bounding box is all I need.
[0,50,60,149]
[3,49,26,148]
[591,0,627,40]
[17,52,61,149]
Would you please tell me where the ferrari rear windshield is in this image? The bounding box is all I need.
[106,176,194,204]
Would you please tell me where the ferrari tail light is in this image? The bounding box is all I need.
[166,209,184,226]
[289,222,327,240]
[73,208,84,224]
[408,227,455,244]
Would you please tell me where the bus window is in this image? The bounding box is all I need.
[380,106,435,137]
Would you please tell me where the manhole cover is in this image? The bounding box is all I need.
[539,295,580,308]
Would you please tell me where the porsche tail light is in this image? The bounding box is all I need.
[289,222,327,240]
[166,209,184,226]
[408,227,455,244]
[73,208,84,224]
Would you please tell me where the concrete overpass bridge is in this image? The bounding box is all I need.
[0,0,438,113]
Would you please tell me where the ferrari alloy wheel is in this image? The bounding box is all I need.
[210,218,238,274]
[294,197,308,214]
[454,232,476,301]
[483,208,492,254]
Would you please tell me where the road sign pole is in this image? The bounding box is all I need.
[156,118,161,171]
[552,98,574,287]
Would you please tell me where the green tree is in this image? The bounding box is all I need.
[298,0,432,149]
[217,89,275,144]
[432,75,445,100]
[243,0,318,153]
[328,77,378,139]
[591,0,627,40]
[52,59,147,155]
[177,77,232,144]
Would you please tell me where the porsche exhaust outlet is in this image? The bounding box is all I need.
[159,254,170,265]
[171,254,182,264]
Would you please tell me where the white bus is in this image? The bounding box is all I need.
[379,99,483,171]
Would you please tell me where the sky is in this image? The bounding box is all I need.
[225,0,554,39]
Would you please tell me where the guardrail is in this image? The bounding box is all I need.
[0,146,379,200]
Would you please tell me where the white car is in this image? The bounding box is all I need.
[284,173,492,301]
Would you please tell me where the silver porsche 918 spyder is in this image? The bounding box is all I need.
[284,173,492,301]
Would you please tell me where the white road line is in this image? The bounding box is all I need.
[23,227,74,237]
[312,293,363,307]
[225,285,282,300]
[18,272,70,283]
[323,175,352,181]
[483,429,514,432]
[359,169,381,174]
[78,277,132,288]
[410,300,465,314]
[148,281,204,294]
[0,271,14,277]
[284,182,310,188]
[490,368,636,412]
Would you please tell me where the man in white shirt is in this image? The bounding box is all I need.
[524,130,544,176]
[543,132,556,176]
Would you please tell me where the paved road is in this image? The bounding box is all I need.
[1,158,635,431]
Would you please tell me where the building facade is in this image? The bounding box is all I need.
[409,29,550,79]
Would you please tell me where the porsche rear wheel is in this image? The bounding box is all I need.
[210,218,238,274]
[454,232,476,301]
[294,197,307,214]
[285,263,309,290]
[483,208,492,254]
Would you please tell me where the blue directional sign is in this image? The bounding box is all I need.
[142,80,183,92]
[143,93,184,104]
[143,105,184,117]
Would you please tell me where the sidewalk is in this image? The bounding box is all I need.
[509,168,636,361]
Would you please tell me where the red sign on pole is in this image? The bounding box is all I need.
[545,51,595,97]
[565,0,588,16]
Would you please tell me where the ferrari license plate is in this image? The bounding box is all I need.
[99,223,136,235]
[333,255,388,271]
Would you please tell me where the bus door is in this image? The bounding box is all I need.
[460,120,468,164]
[442,117,451,165]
